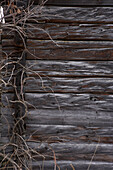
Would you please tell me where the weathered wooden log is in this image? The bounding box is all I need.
[28,141,113,156]
[25,77,113,93]
[29,6,113,23]
[26,23,113,41]
[27,140,113,164]
[26,108,113,127]
[3,39,113,49]
[3,40,113,60]
[26,40,113,60]
[30,160,113,170]
[26,124,113,144]
[3,24,113,41]
[25,93,113,111]
[34,0,113,6]
[26,60,113,77]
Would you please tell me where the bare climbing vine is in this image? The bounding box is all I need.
[0,1,66,170]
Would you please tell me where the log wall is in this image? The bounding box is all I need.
[1,0,113,169]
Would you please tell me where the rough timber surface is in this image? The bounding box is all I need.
[27,141,113,161]
[27,124,113,144]
[25,77,113,93]
[26,93,113,111]
[30,161,113,170]
[3,40,113,61]
[27,23,113,41]
[26,40,113,60]
[2,2,113,170]
[3,24,113,41]
[26,60,113,77]
[26,108,113,127]
[31,6,113,23]
[35,0,113,6]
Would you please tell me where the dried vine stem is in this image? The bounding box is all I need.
[0,1,64,169]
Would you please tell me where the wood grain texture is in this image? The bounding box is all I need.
[27,40,113,60]
[27,23,113,40]
[31,6,113,23]
[35,0,113,6]
[3,40,113,60]
[4,39,113,49]
[3,24,113,40]
[27,139,113,165]
[30,160,113,170]
[26,108,113,127]
[26,93,113,111]
[27,141,113,157]
[27,124,113,144]
[25,77,113,93]
[26,60,113,77]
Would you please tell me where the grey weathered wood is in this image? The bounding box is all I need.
[27,48,113,60]
[27,124,113,143]
[27,141,113,163]
[26,93,113,111]
[28,141,113,155]
[1,108,14,138]
[27,23,113,40]
[26,109,113,127]
[35,0,113,6]
[3,39,113,49]
[30,160,113,170]
[30,6,113,23]
[25,77,113,93]
[26,60,113,77]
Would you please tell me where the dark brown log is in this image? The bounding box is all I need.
[27,23,113,40]
[3,40,113,61]
[26,40,113,60]
[26,60,113,77]
[3,24,113,41]
[27,48,113,60]
[3,39,113,50]
[30,6,113,23]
